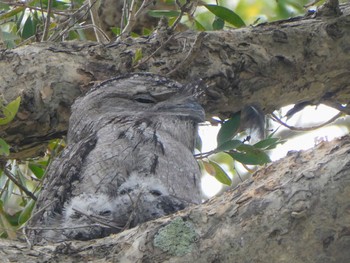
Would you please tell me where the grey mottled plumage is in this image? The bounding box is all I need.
[28,73,205,243]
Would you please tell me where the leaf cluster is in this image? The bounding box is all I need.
[0,0,311,47]
[199,112,284,186]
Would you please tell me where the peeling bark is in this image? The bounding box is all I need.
[1,3,350,157]
[2,135,349,262]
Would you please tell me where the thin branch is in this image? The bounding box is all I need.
[4,2,70,16]
[120,0,137,35]
[26,223,103,231]
[72,207,123,230]
[48,2,91,41]
[270,112,343,131]
[122,191,141,231]
[121,0,153,36]
[322,100,350,114]
[166,32,206,77]
[132,33,176,69]
[169,0,191,32]
[304,0,322,8]
[3,168,37,201]
[88,0,110,43]
[41,0,53,41]
[194,150,216,159]
[23,199,57,247]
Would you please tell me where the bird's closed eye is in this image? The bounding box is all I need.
[150,189,162,196]
[134,94,156,104]
[99,210,112,216]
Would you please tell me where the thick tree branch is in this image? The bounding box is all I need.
[1,3,350,158]
[2,135,349,262]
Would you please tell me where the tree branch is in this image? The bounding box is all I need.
[1,3,350,157]
[2,135,349,262]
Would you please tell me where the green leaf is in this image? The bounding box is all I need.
[148,10,181,18]
[217,113,241,147]
[142,28,152,36]
[236,143,260,152]
[132,48,143,65]
[0,139,10,156]
[130,32,140,38]
[22,16,36,39]
[265,141,284,150]
[18,198,36,225]
[110,27,121,36]
[212,16,225,30]
[254,138,280,149]
[0,2,10,10]
[28,164,45,179]
[194,19,206,31]
[0,202,16,239]
[205,4,246,28]
[229,152,263,165]
[0,30,20,48]
[16,9,25,32]
[230,144,271,165]
[215,139,242,152]
[51,0,70,9]
[0,6,25,20]
[203,160,232,186]
[0,97,21,125]
[254,137,285,150]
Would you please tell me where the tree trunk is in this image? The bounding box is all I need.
[0,135,348,262]
[1,3,350,158]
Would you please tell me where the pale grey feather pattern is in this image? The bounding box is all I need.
[28,73,205,243]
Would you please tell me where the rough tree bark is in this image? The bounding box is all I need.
[1,136,350,262]
[1,2,350,158]
[0,1,349,262]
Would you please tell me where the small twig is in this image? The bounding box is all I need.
[3,168,37,201]
[169,0,186,32]
[270,112,342,132]
[120,0,128,31]
[25,199,56,225]
[121,0,137,35]
[76,23,110,40]
[166,32,206,77]
[88,0,109,43]
[48,2,91,41]
[25,223,103,231]
[22,199,57,248]
[134,0,154,19]
[132,33,176,69]
[4,2,70,16]
[23,227,33,249]
[241,163,257,174]
[304,0,322,8]
[122,191,142,231]
[0,176,9,197]
[235,168,244,182]
[41,0,53,41]
[121,0,153,36]
[322,101,350,114]
[72,207,123,230]
[194,150,216,159]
